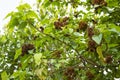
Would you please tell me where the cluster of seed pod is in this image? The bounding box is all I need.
[92,0,107,6]
[21,43,35,56]
[54,17,69,30]
[52,50,62,58]
[64,66,76,80]
[87,26,97,52]
[86,71,94,80]
[92,0,107,13]
[104,55,112,64]
[78,21,88,31]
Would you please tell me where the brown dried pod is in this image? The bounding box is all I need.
[86,71,94,80]
[101,1,107,6]
[21,43,35,56]
[63,17,69,22]
[54,21,62,30]
[64,66,76,80]
[92,0,104,5]
[88,40,96,52]
[105,55,112,63]
[87,27,94,38]
[92,19,97,24]
[79,21,88,31]
[52,50,62,58]
[54,17,69,30]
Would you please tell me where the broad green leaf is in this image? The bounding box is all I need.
[1,71,9,80]
[73,32,83,37]
[4,11,14,19]
[14,48,21,60]
[96,46,104,63]
[109,24,120,32]
[69,28,73,34]
[19,21,27,29]
[44,27,53,34]
[34,53,42,65]
[26,10,39,19]
[44,0,51,7]
[35,68,46,80]
[17,3,31,11]
[10,71,20,78]
[92,34,102,45]
[21,55,32,69]
[108,44,119,48]
[106,0,119,7]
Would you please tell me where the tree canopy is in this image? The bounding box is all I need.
[0,0,120,80]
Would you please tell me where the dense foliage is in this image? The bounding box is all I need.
[0,0,120,80]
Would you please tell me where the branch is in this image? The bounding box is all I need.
[27,21,100,67]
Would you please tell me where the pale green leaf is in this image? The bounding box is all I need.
[92,34,102,45]
[34,53,42,65]
[10,71,20,78]
[73,32,83,37]
[69,28,73,34]
[1,71,9,80]
[14,48,21,60]
[96,46,104,63]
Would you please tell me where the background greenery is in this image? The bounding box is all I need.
[0,0,120,80]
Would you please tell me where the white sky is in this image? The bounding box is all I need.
[0,0,36,34]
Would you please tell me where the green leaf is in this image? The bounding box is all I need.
[44,27,53,34]
[108,44,119,48]
[44,0,51,7]
[4,11,14,19]
[26,10,39,19]
[21,55,32,69]
[34,53,42,65]
[92,34,102,45]
[73,32,83,37]
[19,21,27,29]
[10,71,20,78]
[1,71,9,80]
[96,46,104,63]
[17,3,31,11]
[14,48,21,60]
[69,28,73,34]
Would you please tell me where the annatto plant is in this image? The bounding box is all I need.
[0,0,120,80]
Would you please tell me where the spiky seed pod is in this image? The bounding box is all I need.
[88,40,96,52]
[87,27,94,39]
[92,0,105,5]
[63,17,69,22]
[54,17,69,30]
[79,21,88,31]
[52,50,62,58]
[64,66,76,80]
[86,71,94,80]
[105,55,112,63]
[54,21,62,30]
[21,43,35,56]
